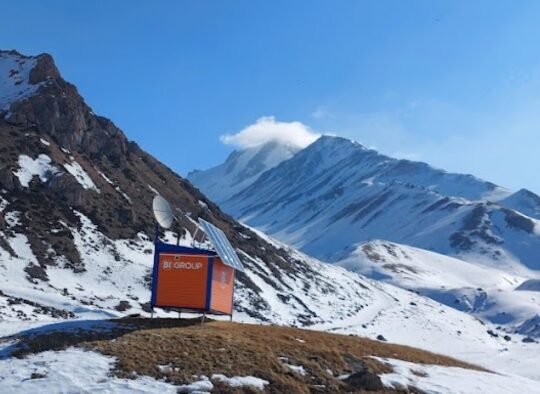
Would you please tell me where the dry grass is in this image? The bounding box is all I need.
[89,319,483,393]
[6,318,486,393]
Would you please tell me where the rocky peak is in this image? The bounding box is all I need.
[28,53,61,84]
[2,49,128,163]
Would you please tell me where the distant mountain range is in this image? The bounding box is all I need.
[191,135,540,269]
[189,126,540,336]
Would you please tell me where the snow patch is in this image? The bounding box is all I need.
[63,161,100,192]
[99,171,114,185]
[0,347,180,393]
[378,357,540,394]
[0,195,8,212]
[116,186,132,203]
[211,374,269,390]
[148,184,160,195]
[14,154,59,187]
[177,378,213,393]
[283,363,307,376]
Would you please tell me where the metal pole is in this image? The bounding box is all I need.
[192,226,200,247]
[150,222,160,321]
[230,270,236,323]
[153,222,159,243]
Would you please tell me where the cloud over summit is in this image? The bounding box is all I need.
[220,116,320,149]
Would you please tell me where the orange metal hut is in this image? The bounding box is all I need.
[150,219,243,316]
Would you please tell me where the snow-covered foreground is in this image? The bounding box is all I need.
[0,347,179,393]
[0,345,269,394]
[378,357,540,394]
[0,326,538,394]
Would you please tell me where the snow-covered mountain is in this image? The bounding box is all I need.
[204,135,540,273]
[190,128,540,342]
[188,141,299,204]
[501,188,540,220]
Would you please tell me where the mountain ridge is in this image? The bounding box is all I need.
[198,134,540,272]
[190,122,540,340]
[188,140,300,204]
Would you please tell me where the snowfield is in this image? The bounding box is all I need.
[337,240,540,337]
[378,357,540,394]
[188,139,300,204]
[0,347,181,394]
[63,161,100,192]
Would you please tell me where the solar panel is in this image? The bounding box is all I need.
[198,218,245,272]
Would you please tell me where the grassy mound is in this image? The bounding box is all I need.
[4,317,485,393]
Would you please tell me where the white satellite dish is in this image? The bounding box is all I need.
[152,195,174,229]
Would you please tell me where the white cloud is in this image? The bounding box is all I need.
[220,116,320,149]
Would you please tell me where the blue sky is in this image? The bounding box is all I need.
[2,1,540,193]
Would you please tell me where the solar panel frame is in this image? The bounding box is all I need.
[198,219,245,272]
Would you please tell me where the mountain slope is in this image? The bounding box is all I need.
[188,141,299,204]
[211,135,540,274]
[337,240,540,335]
[0,49,378,326]
[501,188,540,220]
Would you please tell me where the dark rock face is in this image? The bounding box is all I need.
[28,53,61,84]
[0,167,21,191]
[342,355,385,392]
[6,53,128,163]
[502,208,535,234]
[343,359,385,392]
[47,173,87,207]
[24,264,49,283]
